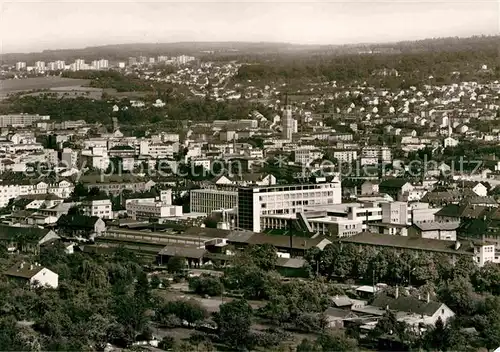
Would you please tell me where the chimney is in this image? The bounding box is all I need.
[395,286,399,299]
[455,240,461,250]
[19,262,24,269]
[30,264,33,270]
[426,292,430,303]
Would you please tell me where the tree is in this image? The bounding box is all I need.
[438,276,479,316]
[188,274,224,297]
[296,338,321,352]
[112,294,149,345]
[473,262,500,295]
[452,256,477,280]
[150,275,161,289]
[246,244,277,271]
[134,271,151,307]
[316,333,358,352]
[158,335,175,351]
[216,299,253,349]
[292,312,328,333]
[158,300,207,327]
[167,256,186,274]
[80,260,109,288]
[371,310,407,343]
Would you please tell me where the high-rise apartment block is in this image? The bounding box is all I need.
[15,62,26,70]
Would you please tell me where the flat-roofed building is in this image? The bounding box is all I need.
[238,180,342,233]
[190,189,238,214]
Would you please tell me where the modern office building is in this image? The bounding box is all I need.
[190,189,238,214]
[237,180,342,232]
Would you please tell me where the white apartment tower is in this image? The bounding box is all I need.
[34,61,46,71]
[282,95,294,141]
[15,62,26,70]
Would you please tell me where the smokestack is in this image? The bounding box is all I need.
[395,286,399,299]
[426,292,430,303]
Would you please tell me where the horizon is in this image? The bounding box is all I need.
[2,34,499,56]
[1,0,498,54]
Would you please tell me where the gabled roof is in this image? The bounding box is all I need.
[413,221,459,231]
[246,233,331,250]
[0,225,52,241]
[158,246,206,259]
[372,294,445,317]
[379,178,410,189]
[4,262,44,279]
[435,204,461,218]
[57,214,100,229]
[17,193,63,201]
[341,232,474,255]
[276,257,306,269]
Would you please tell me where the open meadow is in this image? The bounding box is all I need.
[0,76,91,93]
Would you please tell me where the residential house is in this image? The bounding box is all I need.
[0,225,59,254]
[409,222,459,241]
[4,262,58,289]
[379,179,414,201]
[56,214,106,237]
[353,292,455,330]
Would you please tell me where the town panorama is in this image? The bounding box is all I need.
[0,29,499,352]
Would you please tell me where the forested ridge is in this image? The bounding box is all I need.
[1,35,497,64]
[235,47,499,84]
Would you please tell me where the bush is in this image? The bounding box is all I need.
[188,274,224,297]
[158,336,175,351]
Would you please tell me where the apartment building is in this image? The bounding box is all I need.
[381,201,409,225]
[139,140,179,158]
[61,148,79,167]
[333,150,358,164]
[83,179,156,195]
[0,180,74,208]
[293,147,323,166]
[361,146,392,163]
[0,114,50,128]
[82,199,113,219]
[15,62,26,70]
[237,180,342,232]
[190,189,238,214]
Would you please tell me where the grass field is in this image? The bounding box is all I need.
[0,77,91,94]
[0,77,150,100]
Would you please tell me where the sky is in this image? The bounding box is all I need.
[0,0,499,53]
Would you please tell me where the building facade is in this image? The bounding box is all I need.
[238,181,342,232]
[190,189,238,214]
